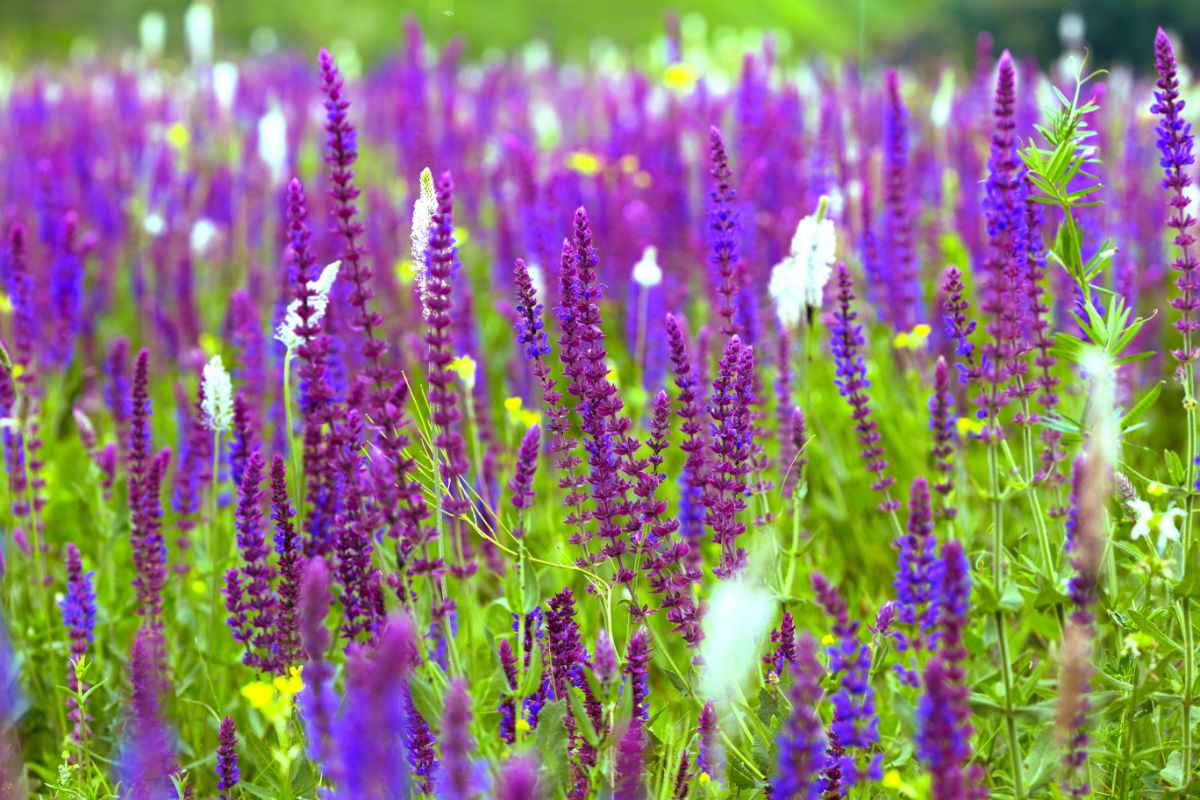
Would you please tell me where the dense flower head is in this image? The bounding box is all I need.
[774,634,828,800]
[830,263,897,510]
[1152,27,1200,363]
[215,716,239,796]
[708,126,742,336]
[892,476,939,683]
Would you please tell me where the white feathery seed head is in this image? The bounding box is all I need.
[699,575,775,703]
[201,355,233,433]
[411,168,437,318]
[275,260,342,353]
[632,245,663,287]
[768,197,836,327]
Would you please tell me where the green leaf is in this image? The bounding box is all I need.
[532,701,569,792]
[1127,609,1183,655]
[1165,449,1186,486]
[568,685,600,749]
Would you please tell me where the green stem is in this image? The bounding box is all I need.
[282,354,305,529]
[207,431,223,696]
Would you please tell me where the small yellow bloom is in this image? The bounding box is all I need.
[565,151,602,177]
[10,363,23,381]
[821,634,836,646]
[663,63,696,91]
[165,122,190,152]
[698,772,711,785]
[957,416,986,438]
[198,332,221,357]
[515,718,532,734]
[453,226,470,245]
[273,666,304,700]
[504,397,524,416]
[241,682,275,710]
[517,410,542,428]
[395,259,419,285]
[882,769,903,789]
[1147,481,1168,497]
[0,293,11,314]
[893,324,931,350]
[190,579,207,596]
[449,355,477,389]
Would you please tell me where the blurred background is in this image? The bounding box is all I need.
[0,0,1195,69]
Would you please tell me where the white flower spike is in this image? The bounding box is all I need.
[768,196,837,327]
[201,355,233,433]
[275,260,342,353]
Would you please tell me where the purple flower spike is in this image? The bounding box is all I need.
[60,543,96,742]
[812,573,881,788]
[614,723,646,800]
[883,70,919,329]
[1152,28,1200,366]
[121,628,183,798]
[437,678,480,800]
[917,539,986,799]
[830,263,898,511]
[928,357,958,517]
[666,313,707,569]
[509,424,541,533]
[892,477,939,685]
[298,557,335,764]
[704,335,755,579]
[696,702,721,780]
[625,628,651,723]
[270,455,304,671]
[774,634,828,800]
[707,126,742,337]
[497,756,543,800]
[228,452,277,670]
[215,716,239,798]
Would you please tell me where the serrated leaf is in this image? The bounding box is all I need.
[1127,609,1183,655]
[1165,450,1186,485]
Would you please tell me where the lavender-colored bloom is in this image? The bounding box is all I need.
[940,266,981,388]
[830,263,897,511]
[625,628,651,723]
[708,126,741,337]
[812,573,881,788]
[917,539,985,799]
[696,702,720,780]
[892,477,939,685]
[614,723,646,800]
[882,70,919,329]
[425,172,475,579]
[298,557,335,764]
[406,683,439,793]
[128,350,170,627]
[436,678,480,800]
[1152,27,1200,366]
[666,313,707,569]
[774,634,828,800]
[318,48,391,395]
[593,629,618,685]
[228,392,258,491]
[513,258,551,359]
[60,543,95,742]
[497,756,543,800]
[764,609,798,677]
[704,335,754,579]
[49,211,85,368]
[215,716,239,797]
[121,628,182,799]
[330,615,415,799]
[929,357,958,516]
[270,455,303,671]
[228,452,277,669]
[978,51,1027,440]
[498,639,519,744]
[105,336,132,447]
[509,424,541,529]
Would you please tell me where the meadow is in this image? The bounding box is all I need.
[0,9,1196,800]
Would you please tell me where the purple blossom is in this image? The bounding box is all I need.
[436,678,481,800]
[708,126,742,337]
[883,70,920,329]
[812,573,881,788]
[121,628,182,799]
[929,357,958,516]
[60,542,95,742]
[704,335,754,579]
[497,756,543,800]
[509,424,541,530]
[666,313,707,569]
[270,454,303,671]
[830,263,897,511]
[228,452,278,669]
[215,716,239,797]
[614,723,646,800]
[774,634,828,800]
[892,477,939,685]
[1152,27,1200,366]
[298,557,335,764]
[625,628,651,723]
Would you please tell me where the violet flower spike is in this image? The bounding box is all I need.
[774,634,829,800]
[215,716,239,798]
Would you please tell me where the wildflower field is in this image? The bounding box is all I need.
[4,6,1200,799]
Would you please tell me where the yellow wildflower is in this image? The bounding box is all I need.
[1147,481,1168,497]
[957,417,986,438]
[449,355,477,389]
[0,293,11,314]
[165,122,190,152]
[565,151,602,176]
[882,769,903,789]
[395,258,419,286]
[821,633,836,646]
[241,682,275,710]
[504,397,523,416]
[664,63,696,91]
[893,323,932,350]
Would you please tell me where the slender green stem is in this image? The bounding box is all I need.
[282,354,305,529]
[207,431,223,693]
[1182,357,1195,779]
